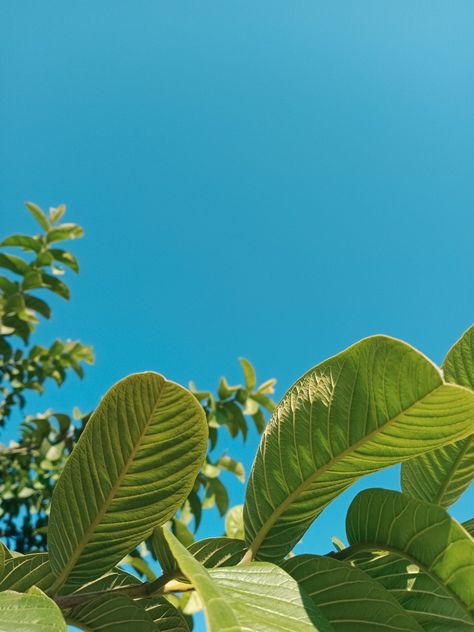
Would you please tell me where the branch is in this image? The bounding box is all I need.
[54,573,192,610]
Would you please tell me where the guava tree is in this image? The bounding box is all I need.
[1,204,473,631]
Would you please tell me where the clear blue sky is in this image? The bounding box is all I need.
[1,1,473,626]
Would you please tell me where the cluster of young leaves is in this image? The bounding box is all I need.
[0,202,93,424]
[0,325,472,631]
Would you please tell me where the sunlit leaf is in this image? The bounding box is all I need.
[48,372,208,586]
[244,336,474,561]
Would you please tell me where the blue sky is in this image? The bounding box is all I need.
[1,1,473,628]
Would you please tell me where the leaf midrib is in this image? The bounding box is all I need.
[246,381,459,559]
[51,379,166,592]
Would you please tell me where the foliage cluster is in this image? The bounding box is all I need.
[1,205,473,631]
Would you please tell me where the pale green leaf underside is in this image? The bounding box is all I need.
[341,488,474,627]
[164,529,331,631]
[67,594,157,631]
[49,372,208,585]
[402,325,474,508]
[283,554,423,631]
[188,537,247,568]
[209,564,334,632]
[245,336,474,561]
[0,589,66,632]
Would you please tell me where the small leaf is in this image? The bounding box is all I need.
[46,222,84,244]
[217,455,245,482]
[49,204,66,223]
[26,201,50,231]
[40,272,70,299]
[49,248,79,272]
[1,234,42,252]
[225,505,244,539]
[239,357,256,390]
[0,252,30,276]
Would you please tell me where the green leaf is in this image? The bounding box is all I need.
[244,336,474,562]
[402,325,474,508]
[151,526,179,574]
[144,598,191,631]
[26,202,50,231]
[46,222,84,244]
[282,554,423,630]
[338,488,474,628]
[0,588,66,632]
[62,565,189,629]
[49,204,66,223]
[1,234,42,252]
[0,552,55,592]
[206,477,229,516]
[217,455,245,482]
[48,372,208,586]
[163,529,332,631]
[24,295,52,319]
[239,357,256,390]
[67,594,157,631]
[0,252,30,276]
[463,519,474,538]
[217,376,239,400]
[49,248,79,272]
[225,505,244,540]
[188,537,246,568]
[443,324,474,388]
[401,437,474,508]
[251,408,266,433]
[0,541,4,577]
[40,272,70,299]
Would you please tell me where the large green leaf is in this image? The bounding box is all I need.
[48,372,208,587]
[402,325,474,508]
[67,594,157,631]
[283,554,423,631]
[0,553,54,592]
[244,336,474,561]
[0,587,66,632]
[164,529,332,631]
[338,488,474,629]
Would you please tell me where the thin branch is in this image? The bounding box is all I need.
[54,573,191,610]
